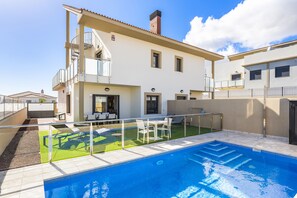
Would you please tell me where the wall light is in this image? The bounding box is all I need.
[180,90,184,93]
[104,87,110,92]
[151,88,155,92]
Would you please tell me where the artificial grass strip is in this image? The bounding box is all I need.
[38,125,217,163]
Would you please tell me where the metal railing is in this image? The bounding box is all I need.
[0,113,223,164]
[0,95,26,121]
[204,77,214,92]
[215,86,297,98]
[52,69,66,89]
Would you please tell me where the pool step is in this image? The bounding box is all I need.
[189,142,253,174]
[203,146,228,152]
[198,149,236,158]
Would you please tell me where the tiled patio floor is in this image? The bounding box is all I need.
[0,130,296,198]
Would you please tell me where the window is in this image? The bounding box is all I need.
[175,56,183,72]
[66,95,71,113]
[250,70,262,80]
[231,73,241,81]
[275,66,290,78]
[190,97,197,100]
[146,95,159,114]
[176,95,187,100]
[151,50,161,68]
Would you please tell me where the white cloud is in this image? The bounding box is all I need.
[183,0,297,55]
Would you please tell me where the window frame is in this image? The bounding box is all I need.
[231,73,241,81]
[275,65,290,78]
[151,50,162,69]
[250,69,262,81]
[175,56,183,72]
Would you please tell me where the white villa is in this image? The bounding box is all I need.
[52,5,223,122]
[215,40,297,90]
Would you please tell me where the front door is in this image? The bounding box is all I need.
[93,95,119,117]
[289,101,297,145]
[146,95,159,114]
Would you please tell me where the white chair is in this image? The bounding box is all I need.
[158,118,172,138]
[136,120,154,143]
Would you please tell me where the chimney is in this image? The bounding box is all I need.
[150,10,161,34]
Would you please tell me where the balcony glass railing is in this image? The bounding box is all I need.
[85,58,111,77]
[52,69,65,88]
[215,79,244,89]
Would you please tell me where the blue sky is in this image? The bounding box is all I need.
[0,0,296,96]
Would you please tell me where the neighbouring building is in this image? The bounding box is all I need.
[215,40,297,91]
[9,90,57,103]
[52,5,223,122]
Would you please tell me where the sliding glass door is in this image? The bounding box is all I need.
[93,95,119,117]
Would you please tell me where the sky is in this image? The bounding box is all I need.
[0,0,296,97]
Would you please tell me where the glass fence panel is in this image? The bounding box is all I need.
[47,123,91,162]
[92,121,123,154]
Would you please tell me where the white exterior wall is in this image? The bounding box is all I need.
[244,64,267,89]
[57,89,66,113]
[244,45,297,66]
[82,83,140,119]
[94,30,205,118]
[268,58,297,88]
[215,59,244,82]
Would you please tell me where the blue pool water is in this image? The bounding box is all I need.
[44,141,297,198]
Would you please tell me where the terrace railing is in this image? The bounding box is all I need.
[0,95,27,121]
[215,86,297,99]
[0,113,223,166]
[52,69,66,90]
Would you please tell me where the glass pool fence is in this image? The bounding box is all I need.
[0,113,223,164]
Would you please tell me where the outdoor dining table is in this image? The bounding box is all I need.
[146,120,167,143]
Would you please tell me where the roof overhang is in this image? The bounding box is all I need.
[228,39,297,61]
[63,5,224,61]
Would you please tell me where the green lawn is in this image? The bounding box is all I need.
[38,124,217,163]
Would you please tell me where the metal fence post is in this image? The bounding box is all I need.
[90,122,93,155]
[210,114,213,132]
[220,114,223,131]
[121,120,125,149]
[147,119,150,144]
[48,125,53,163]
[184,116,187,137]
[198,115,201,135]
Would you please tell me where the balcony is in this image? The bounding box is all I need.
[52,58,111,88]
[52,69,66,90]
[215,79,244,89]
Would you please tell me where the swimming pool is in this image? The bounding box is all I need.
[44,141,297,197]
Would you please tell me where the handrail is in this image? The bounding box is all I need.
[0,113,223,130]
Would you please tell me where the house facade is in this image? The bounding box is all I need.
[52,5,223,122]
[9,90,57,103]
[215,40,297,90]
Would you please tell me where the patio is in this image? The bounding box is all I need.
[0,130,296,198]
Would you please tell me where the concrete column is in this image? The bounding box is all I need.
[266,63,270,88]
[65,11,70,68]
[211,60,215,99]
[78,24,85,121]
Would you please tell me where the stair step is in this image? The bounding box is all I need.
[199,149,236,158]
[208,143,222,147]
[193,153,222,164]
[222,154,243,165]
[204,146,228,152]
[225,158,252,174]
